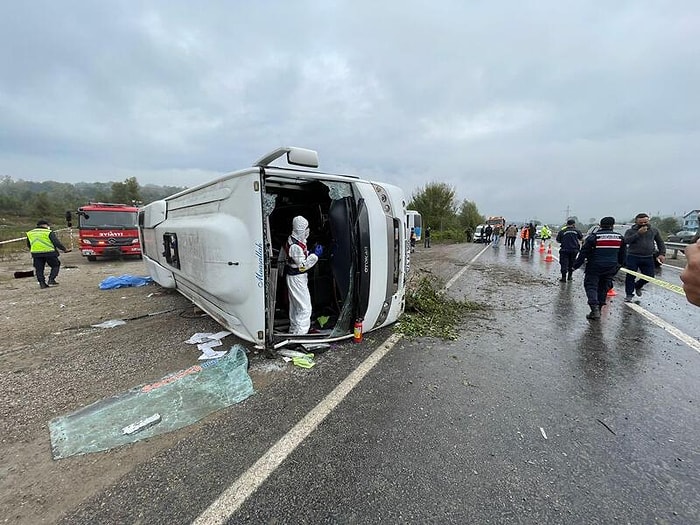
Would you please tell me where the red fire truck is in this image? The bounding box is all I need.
[486,216,507,230]
[67,202,141,261]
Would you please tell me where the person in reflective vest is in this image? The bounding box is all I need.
[284,216,323,334]
[573,216,626,319]
[26,219,71,289]
[540,224,551,242]
[520,225,530,252]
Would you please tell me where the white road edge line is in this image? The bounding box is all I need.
[625,302,700,354]
[446,245,489,289]
[193,332,404,525]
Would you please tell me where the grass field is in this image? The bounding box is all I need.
[0,219,73,260]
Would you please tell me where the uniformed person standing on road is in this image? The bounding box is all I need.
[556,219,583,282]
[26,219,71,289]
[573,216,626,320]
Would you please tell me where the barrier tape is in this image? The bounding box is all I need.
[0,228,72,245]
[0,237,26,245]
[618,267,685,296]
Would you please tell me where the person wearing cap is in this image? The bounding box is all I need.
[556,219,583,282]
[573,217,626,320]
[25,220,71,289]
[283,216,323,334]
[623,212,666,302]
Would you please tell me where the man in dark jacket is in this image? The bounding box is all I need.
[573,216,627,320]
[528,223,537,251]
[623,213,666,301]
[556,219,583,282]
[26,220,71,289]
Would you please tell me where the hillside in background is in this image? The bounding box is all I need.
[0,176,186,222]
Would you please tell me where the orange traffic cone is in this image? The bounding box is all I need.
[607,286,617,297]
[539,240,546,253]
[545,243,553,262]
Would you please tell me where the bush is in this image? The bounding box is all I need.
[431,229,467,244]
[396,275,484,340]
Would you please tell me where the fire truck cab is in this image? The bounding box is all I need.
[67,202,141,261]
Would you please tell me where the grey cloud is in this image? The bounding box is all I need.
[1,0,698,222]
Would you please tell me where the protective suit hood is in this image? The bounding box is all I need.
[292,216,310,242]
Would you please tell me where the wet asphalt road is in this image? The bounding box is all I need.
[61,242,699,524]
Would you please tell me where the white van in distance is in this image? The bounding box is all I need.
[138,147,408,351]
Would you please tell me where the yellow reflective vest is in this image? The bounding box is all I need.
[27,228,56,254]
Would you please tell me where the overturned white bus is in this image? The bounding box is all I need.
[138,147,408,351]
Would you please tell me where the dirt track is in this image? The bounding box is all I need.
[0,251,232,524]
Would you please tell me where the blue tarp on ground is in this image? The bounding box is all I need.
[48,346,254,459]
[99,275,153,289]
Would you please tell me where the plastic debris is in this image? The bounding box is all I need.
[291,355,316,368]
[49,348,254,459]
[277,349,312,359]
[539,427,548,439]
[122,413,162,435]
[91,319,127,328]
[99,275,153,290]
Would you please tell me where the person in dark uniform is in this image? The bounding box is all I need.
[528,223,537,251]
[556,219,583,282]
[26,219,71,289]
[573,216,626,320]
[423,226,432,248]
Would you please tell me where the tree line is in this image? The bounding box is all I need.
[0,176,186,221]
[407,182,484,242]
[407,182,683,241]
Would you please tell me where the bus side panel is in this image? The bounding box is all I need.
[145,171,266,344]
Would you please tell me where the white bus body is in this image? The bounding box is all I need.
[407,210,422,241]
[138,147,408,350]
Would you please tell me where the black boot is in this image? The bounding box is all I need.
[39,282,49,289]
[567,271,573,281]
[559,274,567,282]
[586,305,601,320]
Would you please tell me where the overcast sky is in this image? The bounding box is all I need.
[1,1,698,225]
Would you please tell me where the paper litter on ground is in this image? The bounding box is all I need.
[185,331,231,344]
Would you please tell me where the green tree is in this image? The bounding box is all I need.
[651,216,681,237]
[111,177,141,204]
[457,199,484,232]
[33,192,52,218]
[408,182,459,231]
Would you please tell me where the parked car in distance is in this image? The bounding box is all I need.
[473,224,487,243]
[667,230,698,243]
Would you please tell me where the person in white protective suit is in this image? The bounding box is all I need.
[284,216,324,334]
